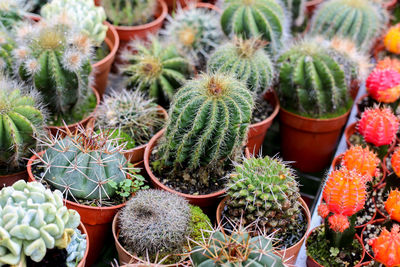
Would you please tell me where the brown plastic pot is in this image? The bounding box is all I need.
[279,107,351,173]
[77,223,90,267]
[216,196,311,265]
[0,170,28,188]
[247,90,280,155]
[144,129,250,207]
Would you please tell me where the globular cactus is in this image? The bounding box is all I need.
[385,189,400,222]
[368,224,400,267]
[14,20,93,116]
[357,107,399,147]
[162,5,224,68]
[158,72,254,173]
[0,29,15,75]
[376,57,400,73]
[40,0,108,46]
[309,0,389,51]
[207,37,274,94]
[102,0,157,26]
[384,23,400,55]
[0,180,81,265]
[121,36,192,107]
[391,147,400,177]
[276,38,351,118]
[220,0,289,54]
[341,146,380,182]
[225,156,301,235]
[0,74,46,170]
[366,68,400,103]
[66,229,87,267]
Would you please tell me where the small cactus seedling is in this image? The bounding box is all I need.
[341,145,380,182]
[385,189,400,222]
[207,37,274,94]
[384,23,400,55]
[102,0,157,26]
[366,68,400,103]
[368,224,400,267]
[376,57,400,73]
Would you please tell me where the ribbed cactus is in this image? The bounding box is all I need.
[102,0,157,26]
[14,20,93,115]
[207,37,274,94]
[392,147,400,177]
[376,57,400,73]
[225,156,301,234]
[158,72,254,172]
[341,145,380,181]
[309,0,389,51]
[162,5,224,68]
[220,0,289,53]
[385,189,400,222]
[276,39,351,118]
[122,36,191,107]
[0,180,81,265]
[0,29,15,75]
[0,75,45,170]
[368,225,400,267]
[366,69,400,103]
[40,0,108,46]
[384,23,400,55]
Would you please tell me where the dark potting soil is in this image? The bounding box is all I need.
[251,96,274,124]
[26,248,68,267]
[373,186,389,218]
[355,195,376,228]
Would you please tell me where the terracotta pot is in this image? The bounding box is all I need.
[305,0,323,15]
[247,91,280,155]
[216,196,311,264]
[385,0,397,9]
[165,0,199,12]
[77,223,90,267]
[27,152,126,267]
[279,107,351,173]
[92,22,119,98]
[184,2,221,12]
[0,170,28,188]
[144,129,250,207]
[306,225,366,267]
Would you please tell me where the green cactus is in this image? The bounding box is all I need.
[40,0,108,46]
[0,0,23,29]
[207,37,274,94]
[0,180,81,265]
[14,20,93,116]
[189,205,212,245]
[121,36,192,107]
[220,0,289,53]
[309,0,389,51]
[276,38,352,118]
[0,29,16,76]
[0,74,45,171]
[158,72,254,173]
[102,0,157,26]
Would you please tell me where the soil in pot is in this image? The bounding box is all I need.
[355,195,377,230]
[250,95,274,124]
[27,248,68,267]
[361,219,394,260]
[373,186,390,219]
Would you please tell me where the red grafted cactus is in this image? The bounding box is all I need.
[366,68,400,103]
[357,107,399,147]
[328,214,350,233]
[385,189,400,222]
[368,224,400,267]
[391,147,400,177]
[318,203,330,219]
[341,145,380,182]
[376,57,400,73]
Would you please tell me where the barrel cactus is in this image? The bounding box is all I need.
[309,0,389,51]
[220,0,289,53]
[102,0,157,26]
[0,28,15,74]
[207,37,274,94]
[0,74,45,171]
[121,36,192,107]
[276,38,352,118]
[0,180,81,265]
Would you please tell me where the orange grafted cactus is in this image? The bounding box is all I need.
[384,24,400,55]
[391,147,400,177]
[385,189,400,222]
[357,107,399,147]
[368,224,400,267]
[341,145,380,182]
[318,203,330,219]
[376,57,400,73]
[328,214,350,233]
[366,68,400,103]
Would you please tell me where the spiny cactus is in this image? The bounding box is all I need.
[102,0,157,26]
[276,38,351,118]
[376,57,400,73]
[225,156,301,235]
[66,228,87,267]
[341,146,380,182]
[40,0,108,46]
[0,180,81,265]
[119,190,190,258]
[0,0,23,29]
[0,29,16,75]
[385,189,400,222]
[207,37,274,94]
[384,23,400,55]
[0,74,46,171]
[368,225,400,267]
[121,36,191,107]
[392,147,400,177]
[14,19,93,116]
[158,72,254,173]
[95,89,165,147]
[366,68,400,103]
[162,5,224,68]
[220,0,289,54]
[309,0,389,51]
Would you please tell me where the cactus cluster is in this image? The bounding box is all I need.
[207,37,274,94]
[385,189,400,222]
[384,23,400,55]
[0,75,46,171]
[368,225,400,267]
[102,0,157,26]
[391,147,400,177]
[0,180,81,265]
[366,68,400,103]
[0,28,16,75]
[309,0,389,51]
[122,36,191,107]
[376,57,400,73]
[341,145,380,182]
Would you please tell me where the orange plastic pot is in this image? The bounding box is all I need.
[279,108,351,173]
[77,223,90,267]
[247,90,279,155]
[184,2,221,12]
[216,196,311,265]
[0,170,28,188]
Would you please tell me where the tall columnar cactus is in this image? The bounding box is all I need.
[376,57,400,73]
[14,20,93,115]
[366,68,400,103]
[385,189,400,222]
[102,0,157,26]
[0,75,45,170]
[158,72,254,172]
[0,29,15,74]
[40,0,108,46]
[276,39,351,118]
[0,180,81,265]
[122,36,191,106]
[207,37,274,94]
[368,225,400,267]
[384,23,400,55]
[220,0,289,53]
[341,146,380,181]
[309,0,389,51]
[225,156,301,235]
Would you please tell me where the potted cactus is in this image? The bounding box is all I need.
[144,72,254,207]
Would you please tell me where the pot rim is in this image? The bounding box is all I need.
[92,21,120,68]
[77,222,90,267]
[280,106,352,123]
